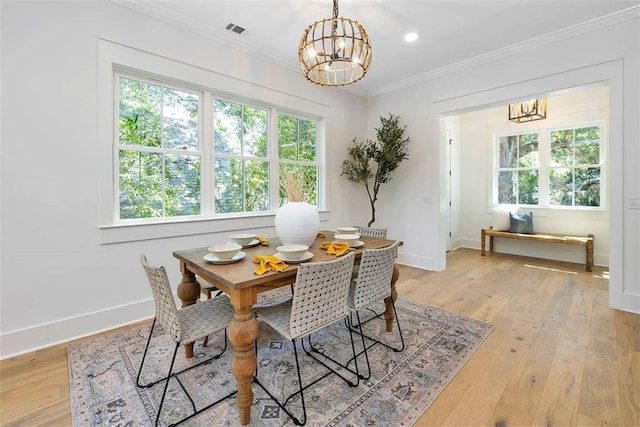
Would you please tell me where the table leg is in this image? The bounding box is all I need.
[481,229,486,256]
[177,263,201,358]
[384,265,400,332]
[228,290,259,426]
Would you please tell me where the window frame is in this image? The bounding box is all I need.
[98,40,328,244]
[492,120,606,211]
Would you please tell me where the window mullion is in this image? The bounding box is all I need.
[202,92,214,217]
[269,108,280,210]
[539,130,550,206]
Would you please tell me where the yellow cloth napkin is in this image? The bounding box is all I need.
[256,236,270,246]
[316,231,326,238]
[320,241,354,256]
[252,255,288,275]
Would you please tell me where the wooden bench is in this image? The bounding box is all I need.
[481,227,594,272]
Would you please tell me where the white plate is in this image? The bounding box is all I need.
[350,241,365,248]
[230,239,260,248]
[274,251,314,263]
[204,251,246,264]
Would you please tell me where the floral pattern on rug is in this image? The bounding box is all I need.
[68,298,493,426]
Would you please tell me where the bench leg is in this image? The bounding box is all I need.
[481,229,486,256]
[489,236,494,252]
[586,234,594,272]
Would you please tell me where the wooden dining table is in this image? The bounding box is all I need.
[172,232,401,426]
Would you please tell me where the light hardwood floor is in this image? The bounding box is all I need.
[1,248,638,426]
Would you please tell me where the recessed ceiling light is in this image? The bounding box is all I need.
[404,32,418,42]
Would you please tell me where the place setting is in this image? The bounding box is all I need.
[229,233,269,248]
[319,227,365,256]
[273,244,313,263]
[203,242,246,264]
[334,226,365,248]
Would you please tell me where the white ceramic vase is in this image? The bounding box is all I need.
[275,201,320,247]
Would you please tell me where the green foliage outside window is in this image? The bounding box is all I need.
[117,75,320,221]
[549,126,600,207]
[497,133,539,205]
[277,115,318,206]
[497,125,601,208]
[213,100,269,213]
[118,77,200,219]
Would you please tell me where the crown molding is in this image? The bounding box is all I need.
[110,0,369,97]
[111,1,638,99]
[111,1,298,71]
[367,5,639,98]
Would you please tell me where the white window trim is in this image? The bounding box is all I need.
[491,120,607,212]
[98,39,329,244]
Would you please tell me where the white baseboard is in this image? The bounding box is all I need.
[0,298,155,360]
[397,252,435,271]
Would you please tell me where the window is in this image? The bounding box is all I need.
[277,114,318,205]
[494,123,603,208]
[549,126,601,207]
[213,100,269,214]
[115,73,321,223]
[497,133,539,205]
[118,77,201,219]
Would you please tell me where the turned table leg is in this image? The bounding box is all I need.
[481,229,486,256]
[176,262,201,358]
[228,290,259,426]
[384,265,400,332]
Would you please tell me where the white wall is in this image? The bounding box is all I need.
[2,2,638,359]
[367,14,639,313]
[0,1,368,358]
[451,86,610,267]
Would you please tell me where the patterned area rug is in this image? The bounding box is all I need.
[68,297,493,426]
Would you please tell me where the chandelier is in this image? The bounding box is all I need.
[508,98,547,123]
[298,0,372,87]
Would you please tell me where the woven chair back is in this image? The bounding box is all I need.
[140,254,182,343]
[352,241,400,310]
[289,252,355,339]
[354,225,388,239]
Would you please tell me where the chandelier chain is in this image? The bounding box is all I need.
[333,0,339,19]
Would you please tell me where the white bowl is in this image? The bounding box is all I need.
[208,243,242,260]
[333,233,360,246]
[230,233,257,246]
[276,244,309,260]
[336,226,359,234]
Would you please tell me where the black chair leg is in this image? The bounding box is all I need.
[137,323,229,389]
[136,318,158,388]
[349,300,405,354]
[136,321,236,426]
[253,324,361,426]
[155,343,180,427]
[253,339,306,425]
[301,325,360,387]
[348,311,372,380]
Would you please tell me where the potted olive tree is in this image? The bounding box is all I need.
[341,114,410,226]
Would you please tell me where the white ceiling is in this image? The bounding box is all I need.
[113,0,639,97]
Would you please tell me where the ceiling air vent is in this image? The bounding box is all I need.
[225,23,245,35]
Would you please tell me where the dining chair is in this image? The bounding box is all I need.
[347,241,404,380]
[354,225,388,239]
[138,254,236,426]
[253,252,358,426]
[198,280,223,347]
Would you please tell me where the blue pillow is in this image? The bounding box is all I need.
[509,211,534,234]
